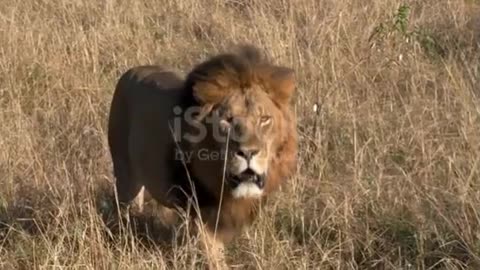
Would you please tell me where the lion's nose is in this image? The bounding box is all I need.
[235,148,259,161]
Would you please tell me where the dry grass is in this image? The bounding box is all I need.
[1,0,480,269]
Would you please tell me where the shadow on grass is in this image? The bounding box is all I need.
[0,182,190,253]
[94,186,190,249]
[0,183,206,268]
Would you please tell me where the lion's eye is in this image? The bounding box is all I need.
[260,115,272,126]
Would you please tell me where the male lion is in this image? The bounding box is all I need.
[107,45,297,268]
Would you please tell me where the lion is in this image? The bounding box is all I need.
[107,45,298,268]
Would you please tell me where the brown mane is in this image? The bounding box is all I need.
[181,45,298,233]
[185,45,296,108]
[182,45,298,196]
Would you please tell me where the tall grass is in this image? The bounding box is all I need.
[0,0,479,269]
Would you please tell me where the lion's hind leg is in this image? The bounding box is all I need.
[133,186,145,213]
[108,78,145,214]
[113,161,145,213]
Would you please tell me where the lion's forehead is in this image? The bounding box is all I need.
[224,89,273,117]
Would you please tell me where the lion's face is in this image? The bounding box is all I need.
[208,88,282,199]
[187,84,289,200]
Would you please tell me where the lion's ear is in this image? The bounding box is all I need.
[268,66,296,106]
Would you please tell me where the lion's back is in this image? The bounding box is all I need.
[108,65,188,206]
[113,65,185,138]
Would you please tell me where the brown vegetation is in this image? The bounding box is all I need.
[0,0,479,269]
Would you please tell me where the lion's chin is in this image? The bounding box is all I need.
[231,182,264,199]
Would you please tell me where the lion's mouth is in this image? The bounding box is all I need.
[229,169,265,189]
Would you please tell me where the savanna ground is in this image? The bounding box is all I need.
[1,0,480,269]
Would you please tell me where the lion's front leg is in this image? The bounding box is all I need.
[201,229,228,270]
[193,219,229,270]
